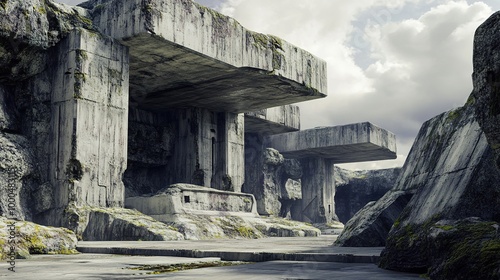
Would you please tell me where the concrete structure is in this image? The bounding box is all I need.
[0,0,396,237]
[125,184,258,223]
[266,123,397,224]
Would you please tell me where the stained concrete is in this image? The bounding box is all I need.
[125,184,258,222]
[0,254,421,279]
[267,122,397,163]
[79,0,327,113]
[245,105,300,135]
[47,28,129,226]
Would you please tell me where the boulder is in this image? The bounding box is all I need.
[76,207,184,241]
[0,217,77,259]
[334,167,400,224]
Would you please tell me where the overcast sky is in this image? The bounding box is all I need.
[57,0,500,170]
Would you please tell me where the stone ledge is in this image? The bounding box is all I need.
[267,122,397,163]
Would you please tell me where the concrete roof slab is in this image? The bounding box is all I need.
[267,122,397,163]
[80,0,327,112]
[245,105,300,135]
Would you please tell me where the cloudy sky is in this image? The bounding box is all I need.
[57,0,500,170]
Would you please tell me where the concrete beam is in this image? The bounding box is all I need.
[267,122,397,164]
[245,105,300,135]
[80,0,327,113]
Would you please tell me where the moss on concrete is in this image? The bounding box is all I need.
[129,261,249,274]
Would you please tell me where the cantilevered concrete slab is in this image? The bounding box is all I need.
[80,0,327,113]
[267,122,397,164]
[245,105,300,135]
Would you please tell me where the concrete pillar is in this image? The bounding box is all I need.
[212,112,245,192]
[49,29,129,215]
[299,158,337,224]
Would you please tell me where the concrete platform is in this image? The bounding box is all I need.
[80,0,327,112]
[267,122,397,163]
[76,236,382,263]
[245,105,300,135]
[0,254,421,279]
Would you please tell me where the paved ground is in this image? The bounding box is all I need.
[0,236,422,279]
[0,254,421,279]
[77,236,384,263]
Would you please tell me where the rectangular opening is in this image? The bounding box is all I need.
[328,205,331,214]
[184,195,190,203]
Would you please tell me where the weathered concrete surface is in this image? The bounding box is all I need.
[0,253,421,279]
[267,122,397,163]
[76,236,383,263]
[0,217,77,260]
[43,28,129,227]
[334,167,401,224]
[125,183,318,240]
[79,0,327,113]
[245,105,300,135]
[125,184,258,221]
[294,158,337,224]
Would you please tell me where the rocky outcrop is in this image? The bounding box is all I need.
[377,12,500,278]
[334,167,400,224]
[81,208,184,241]
[334,191,412,247]
[167,214,320,240]
[335,100,500,248]
[472,11,500,168]
[0,217,77,260]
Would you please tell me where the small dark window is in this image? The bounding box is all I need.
[328,205,331,214]
[184,196,190,203]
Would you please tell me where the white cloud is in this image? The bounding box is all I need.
[216,0,493,170]
[55,0,496,171]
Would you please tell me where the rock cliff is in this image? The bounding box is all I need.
[334,11,500,279]
[377,12,500,279]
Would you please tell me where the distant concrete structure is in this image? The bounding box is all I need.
[268,123,397,163]
[262,123,397,224]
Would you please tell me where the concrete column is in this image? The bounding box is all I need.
[299,158,337,224]
[212,112,245,192]
[50,29,129,214]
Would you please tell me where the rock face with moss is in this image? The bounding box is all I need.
[472,11,500,169]
[334,167,400,224]
[0,217,77,259]
[376,12,500,278]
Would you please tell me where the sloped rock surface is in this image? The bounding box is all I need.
[78,207,184,241]
[335,191,412,247]
[334,167,400,224]
[472,11,500,167]
[0,217,77,259]
[167,214,320,240]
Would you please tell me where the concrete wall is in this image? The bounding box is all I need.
[85,0,327,96]
[295,158,337,224]
[125,184,258,222]
[163,109,244,192]
[49,29,128,216]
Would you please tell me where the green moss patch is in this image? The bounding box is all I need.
[128,261,250,274]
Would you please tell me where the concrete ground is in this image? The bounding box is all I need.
[1,236,421,279]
